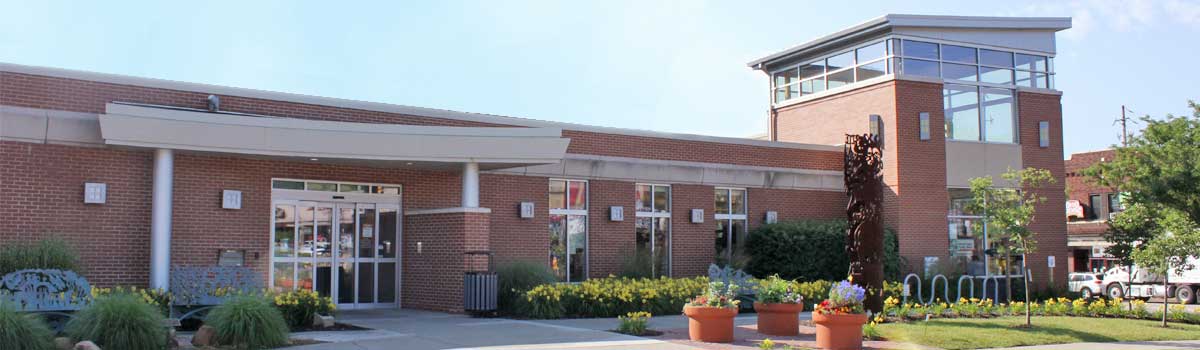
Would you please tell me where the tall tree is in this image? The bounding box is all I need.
[968,167,1055,328]
[1085,101,1200,326]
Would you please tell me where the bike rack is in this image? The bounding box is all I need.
[902,273,952,305]
[957,275,975,301]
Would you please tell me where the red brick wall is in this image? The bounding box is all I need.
[891,81,950,271]
[0,71,841,170]
[0,141,152,286]
[669,184,716,277]
[1065,149,1116,236]
[586,180,637,278]
[480,174,549,266]
[402,211,490,312]
[1018,91,1068,288]
[746,187,846,228]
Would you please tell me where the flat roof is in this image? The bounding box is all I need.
[747,14,1072,69]
[0,62,840,152]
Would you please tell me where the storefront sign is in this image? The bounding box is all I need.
[1065,200,1084,220]
[951,239,975,257]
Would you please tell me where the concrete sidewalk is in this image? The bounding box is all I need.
[285,309,696,350]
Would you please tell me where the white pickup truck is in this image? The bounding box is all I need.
[1101,260,1200,304]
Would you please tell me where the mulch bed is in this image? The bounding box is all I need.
[290,322,372,332]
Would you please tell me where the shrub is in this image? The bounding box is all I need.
[0,237,81,276]
[754,275,803,304]
[207,295,290,349]
[521,276,707,319]
[0,301,55,350]
[496,260,557,315]
[270,289,335,329]
[66,292,167,350]
[794,280,833,307]
[616,311,650,335]
[744,219,902,282]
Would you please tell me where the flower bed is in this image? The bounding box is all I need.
[884,296,1200,324]
[520,276,707,319]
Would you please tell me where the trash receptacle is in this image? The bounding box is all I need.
[463,251,497,314]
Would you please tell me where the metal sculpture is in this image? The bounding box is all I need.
[0,269,91,313]
[170,266,262,320]
[844,133,884,313]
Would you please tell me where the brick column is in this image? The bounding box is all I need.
[402,208,491,313]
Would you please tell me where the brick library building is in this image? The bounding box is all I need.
[0,14,1070,312]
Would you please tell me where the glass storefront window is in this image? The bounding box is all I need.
[550,179,588,282]
[714,188,749,267]
[944,84,980,141]
[636,184,671,277]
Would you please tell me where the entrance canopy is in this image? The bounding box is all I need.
[99,102,570,170]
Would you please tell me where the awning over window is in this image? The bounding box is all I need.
[99,103,569,170]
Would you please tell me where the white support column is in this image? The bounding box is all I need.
[150,148,174,290]
[462,161,480,208]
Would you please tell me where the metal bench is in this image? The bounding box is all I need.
[169,266,263,321]
[0,269,92,329]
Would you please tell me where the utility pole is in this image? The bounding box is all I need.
[1115,105,1135,147]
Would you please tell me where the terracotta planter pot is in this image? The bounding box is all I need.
[812,311,868,350]
[753,302,804,336]
[683,305,739,343]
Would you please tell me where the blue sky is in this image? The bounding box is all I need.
[1,1,1197,157]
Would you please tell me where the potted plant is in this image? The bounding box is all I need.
[682,281,740,343]
[812,279,868,350]
[753,275,804,336]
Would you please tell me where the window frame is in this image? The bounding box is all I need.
[893,35,1055,90]
[769,39,894,104]
[635,183,672,277]
[942,84,1019,144]
[549,178,589,282]
[714,187,749,265]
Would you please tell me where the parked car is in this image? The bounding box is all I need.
[1069,272,1104,299]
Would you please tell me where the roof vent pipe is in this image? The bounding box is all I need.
[207,95,221,112]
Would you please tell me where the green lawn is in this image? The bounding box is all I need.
[876,316,1200,349]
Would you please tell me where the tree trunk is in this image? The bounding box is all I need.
[1162,273,1169,327]
[1004,254,1013,303]
[1022,248,1032,327]
[1128,263,1134,311]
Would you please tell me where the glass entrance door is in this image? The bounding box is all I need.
[273,200,399,309]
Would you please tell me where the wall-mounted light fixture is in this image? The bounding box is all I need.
[222,190,242,209]
[84,183,107,204]
[610,206,624,221]
[919,112,931,141]
[1039,121,1050,148]
[690,209,704,223]
[869,114,884,145]
[519,202,535,219]
[765,211,779,224]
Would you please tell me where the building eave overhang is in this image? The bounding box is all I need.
[747,14,1072,70]
[98,103,570,170]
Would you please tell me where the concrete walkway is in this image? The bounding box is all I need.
[286,309,695,350]
[287,310,1200,350]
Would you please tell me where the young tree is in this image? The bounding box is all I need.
[1129,207,1200,327]
[968,167,1055,328]
[1105,203,1158,309]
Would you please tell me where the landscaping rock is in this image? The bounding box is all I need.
[54,337,73,350]
[192,325,216,346]
[312,313,335,328]
[73,341,101,350]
